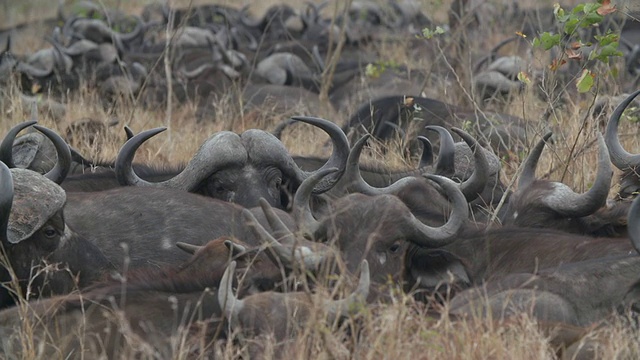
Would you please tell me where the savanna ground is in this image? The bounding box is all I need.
[1,0,640,359]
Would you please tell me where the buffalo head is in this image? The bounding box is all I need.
[115,116,349,209]
[502,131,614,235]
[0,162,111,308]
[247,168,468,300]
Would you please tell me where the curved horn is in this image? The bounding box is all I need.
[272,118,296,139]
[16,62,53,78]
[324,260,370,318]
[242,208,328,271]
[178,63,216,79]
[117,128,248,191]
[451,128,489,202]
[289,116,350,193]
[604,89,640,170]
[70,147,94,168]
[518,132,553,190]
[540,133,612,217]
[224,240,248,257]
[312,45,325,71]
[340,135,424,195]
[240,5,263,28]
[0,121,38,167]
[113,15,144,42]
[256,198,296,243]
[230,26,258,51]
[123,126,134,140]
[115,127,166,186]
[417,136,433,167]
[32,125,72,184]
[218,261,244,325]
[175,242,202,255]
[47,36,73,73]
[426,126,455,177]
[628,196,640,255]
[411,175,469,246]
[0,162,13,244]
[473,36,519,73]
[292,168,339,236]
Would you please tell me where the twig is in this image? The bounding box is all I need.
[163,3,175,145]
[319,0,353,102]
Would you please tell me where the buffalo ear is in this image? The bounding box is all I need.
[409,249,471,291]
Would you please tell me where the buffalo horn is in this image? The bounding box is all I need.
[604,89,640,170]
[451,127,489,202]
[541,133,612,217]
[0,162,13,244]
[323,260,370,318]
[116,128,247,190]
[175,242,202,255]
[32,125,72,184]
[417,136,433,167]
[224,240,248,257]
[239,5,262,28]
[288,116,350,193]
[518,132,553,190]
[292,168,339,235]
[256,198,297,243]
[242,208,329,271]
[0,121,37,167]
[411,175,469,246]
[339,135,424,195]
[15,62,52,78]
[426,125,455,177]
[219,261,244,327]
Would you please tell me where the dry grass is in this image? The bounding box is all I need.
[2,0,640,358]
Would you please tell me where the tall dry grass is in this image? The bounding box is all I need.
[1,0,640,358]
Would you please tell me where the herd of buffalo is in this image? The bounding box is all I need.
[1,0,640,359]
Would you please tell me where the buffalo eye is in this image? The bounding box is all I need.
[43,226,58,238]
[389,243,402,253]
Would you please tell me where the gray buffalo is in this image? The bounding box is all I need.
[0,161,111,308]
[448,193,640,328]
[0,236,278,359]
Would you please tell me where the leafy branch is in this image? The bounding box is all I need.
[531,0,622,93]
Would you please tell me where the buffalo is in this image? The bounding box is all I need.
[448,193,640,329]
[219,259,369,359]
[0,161,111,308]
[0,236,278,358]
[246,169,469,300]
[501,131,622,236]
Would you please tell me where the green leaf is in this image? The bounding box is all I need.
[421,26,445,39]
[564,17,580,34]
[583,12,604,26]
[592,43,623,62]
[576,70,595,93]
[594,32,618,46]
[534,32,561,50]
[583,3,601,14]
